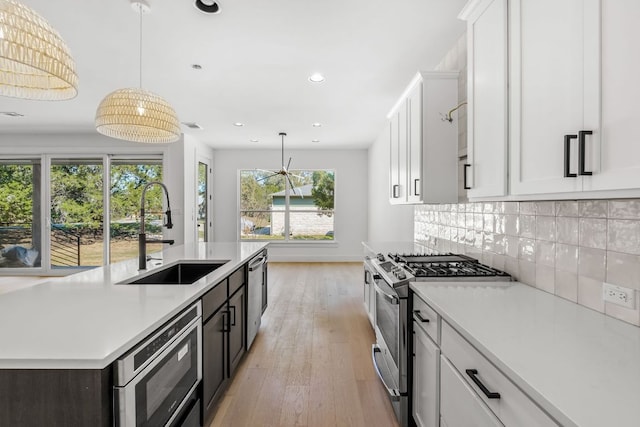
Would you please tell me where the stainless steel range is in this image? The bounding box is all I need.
[367,252,510,427]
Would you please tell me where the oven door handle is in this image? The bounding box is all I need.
[374,283,399,305]
[371,344,401,401]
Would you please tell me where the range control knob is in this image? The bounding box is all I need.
[397,271,406,280]
[377,253,385,262]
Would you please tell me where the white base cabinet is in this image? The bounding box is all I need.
[440,356,503,427]
[412,319,440,427]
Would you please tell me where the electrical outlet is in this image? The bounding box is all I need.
[602,282,636,309]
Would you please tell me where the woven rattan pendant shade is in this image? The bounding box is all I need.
[0,0,78,100]
[95,0,180,144]
[95,88,181,143]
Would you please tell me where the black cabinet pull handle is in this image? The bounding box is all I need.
[578,130,593,176]
[463,164,471,189]
[413,310,430,323]
[230,305,236,326]
[414,179,420,196]
[466,369,501,399]
[392,184,400,198]
[222,311,230,333]
[564,135,578,178]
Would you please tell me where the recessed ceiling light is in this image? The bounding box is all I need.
[312,139,320,143]
[0,112,24,117]
[308,73,325,83]
[194,0,220,14]
[233,122,244,127]
[250,138,259,142]
[312,122,322,127]
[191,64,202,70]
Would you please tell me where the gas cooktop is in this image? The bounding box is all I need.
[372,252,510,286]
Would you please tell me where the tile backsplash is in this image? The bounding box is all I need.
[414,200,640,326]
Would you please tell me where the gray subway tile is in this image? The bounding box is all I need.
[608,219,640,255]
[606,251,640,290]
[518,238,536,262]
[520,202,536,215]
[578,247,606,281]
[556,244,579,273]
[518,260,536,286]
[604,296,640,326]
[536,216,556,242]
[536,241,556,267]
[555,270,578,302]
[535,201,555,216]
[579,200,608,218]
[556,201,579,217]
[579,218,607,249]
[557,217,579,245]
[578,276,605,313]
[504,202,519,214]
[505,235,519,259]
[505,214,519,237]
[608,200,640,220]
[535,265,555,293]
[519,215,536,239]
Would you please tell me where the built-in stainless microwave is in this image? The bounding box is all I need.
[114,301,202,427]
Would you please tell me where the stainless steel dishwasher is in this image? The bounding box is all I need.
[247,251,267,349]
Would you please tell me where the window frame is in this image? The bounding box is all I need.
[238,168,336,243]
[0,153,164,275]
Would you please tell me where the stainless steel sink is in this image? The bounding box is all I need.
[119,261,229,285]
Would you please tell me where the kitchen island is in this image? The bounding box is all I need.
[0,241,267,427]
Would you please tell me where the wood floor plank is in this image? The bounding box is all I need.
[207,262,400,427]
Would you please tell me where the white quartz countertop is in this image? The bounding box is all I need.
[0,242,268,370]
[410,281,640,427]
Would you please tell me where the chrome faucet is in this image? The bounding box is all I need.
[139,181,175,270]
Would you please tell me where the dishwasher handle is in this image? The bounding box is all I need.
[248,255,267,271]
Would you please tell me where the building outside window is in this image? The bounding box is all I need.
[240,169,335,241]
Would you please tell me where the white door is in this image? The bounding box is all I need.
[584,0,640,192]
[509,0,600,196]
[413,322,440,427]
[463,0,508,198]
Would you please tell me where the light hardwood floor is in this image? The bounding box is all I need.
[209,262,400,427]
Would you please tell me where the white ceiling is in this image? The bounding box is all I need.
[1,0,466,149]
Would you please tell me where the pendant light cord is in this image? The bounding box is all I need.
[139,6,143,89]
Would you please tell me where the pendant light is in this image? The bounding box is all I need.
[95,0,180,143]
[0,0,78,100]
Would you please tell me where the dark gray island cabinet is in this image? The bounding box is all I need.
[0,243,268,427]
[0,368,113,427]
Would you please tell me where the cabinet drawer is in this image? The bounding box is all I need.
[228,267,245,296]
[441,322,558,427]
[202,280,227,321]
[440,356,503,427]
[412,295,439,343]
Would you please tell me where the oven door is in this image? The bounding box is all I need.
[373,277,400,367]
[115,321,202,427]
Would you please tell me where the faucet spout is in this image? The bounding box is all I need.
[139,181,173,270]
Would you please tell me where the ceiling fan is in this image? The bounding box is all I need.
[256,132,304,197]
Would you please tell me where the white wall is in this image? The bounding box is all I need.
[367,128,414,242]
[213,149,368,261]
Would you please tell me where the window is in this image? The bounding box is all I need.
[109,159,163,264]
[0,159,42,269]
[0,155,163,272]
[240,169,334,241]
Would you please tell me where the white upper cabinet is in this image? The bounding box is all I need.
[509,0,601,196]
[387,72,459,205]
[584,0,640,192]
[459,0,509,198]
